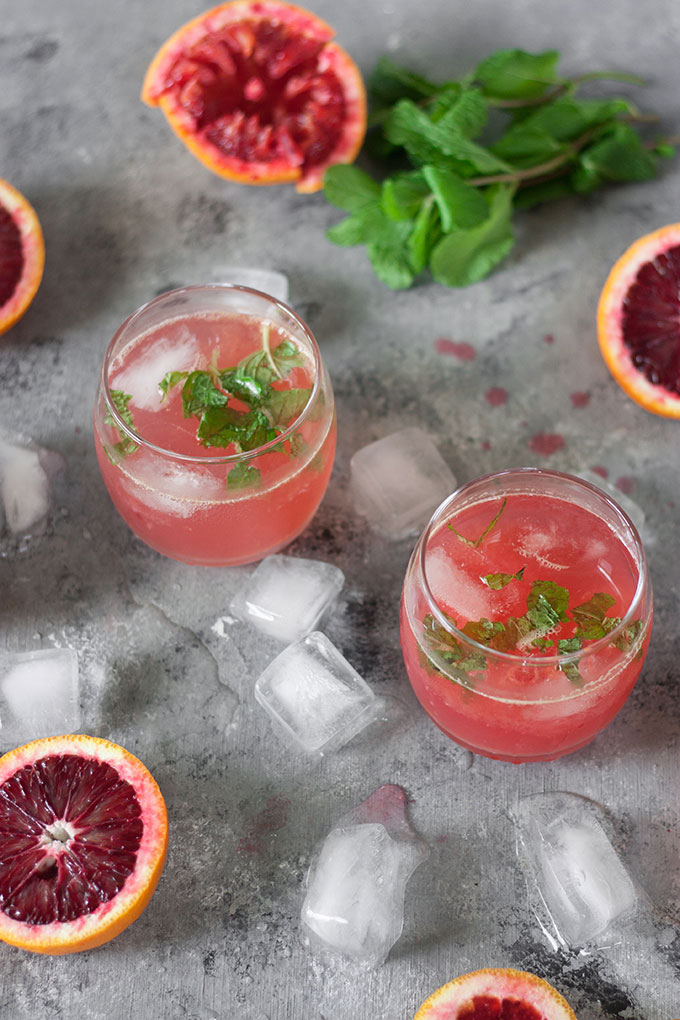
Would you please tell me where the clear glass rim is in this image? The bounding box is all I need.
[416,466,650,670]
[100,283,324,465]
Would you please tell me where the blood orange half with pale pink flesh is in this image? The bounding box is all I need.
[414,968,577,1020]
[597,223,680,418]
[0,734,168,954]
[0,178,44,337]
[142,0,366,192]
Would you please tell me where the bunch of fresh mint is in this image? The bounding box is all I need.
[323,48,675,289]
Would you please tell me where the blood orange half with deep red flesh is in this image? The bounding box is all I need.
[414,968,577,1020]
[141,0,366,192]
[597,223,680,418]
[0,734,168,954]
[0,178,44,337]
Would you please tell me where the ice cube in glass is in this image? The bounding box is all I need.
[0,649,80,747]
[230,555,344,644]
[514,791,637,947]
[215,268,289,304]
[350,427,456,540]
[254,631,377,754]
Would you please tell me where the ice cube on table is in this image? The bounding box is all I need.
[0,430,53,536]
[0,649,80,747]
[214,268,289,304]
[514,791,637,948]
[254,631,378,754]
[350,427,456,541]
[301,784,429,967]
[230,555,344,644]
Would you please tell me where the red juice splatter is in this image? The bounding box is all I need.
[570,391,590,408]
[481,440,492,451]
[543,333,555,344]
[529,433,565,456]
[237,795,291,855]
[485,386,508,407]
[591,465,609,479]
[616,476,635,495]
[435,338,476,360]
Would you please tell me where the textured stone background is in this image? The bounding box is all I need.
[1,0,680,1016]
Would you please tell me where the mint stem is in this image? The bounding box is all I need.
[261,322,281,380]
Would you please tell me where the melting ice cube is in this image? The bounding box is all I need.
[514,791,638,948]
[0,649,80,747]
[301,784,429,966]
[230,554,344,644]
[254,631,378,754]
[214,268,289,304]
[113,325,199,411]
[0,430,62,537]
[350,427,456,540]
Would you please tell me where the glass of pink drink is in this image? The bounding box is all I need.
[400,468,652,763]
[94,285,336,566]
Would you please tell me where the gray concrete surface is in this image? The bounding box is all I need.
[2,0,680,1016]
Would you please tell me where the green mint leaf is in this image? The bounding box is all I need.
[572,592,616,640]
[532,637,554,649]
[449,496,507,548]
[219,369,269,405]
[408,196,440,273]
[381,171,430,221]
[159,371,189,398]
[516,97,633,142]
[611,618,643,652]
[384,99,511,175]
[513,177,575,210]
[421,166,489,231]
[181,372,228,418]
[527,580,570,622]
[654,141,676,159]
[323,164,381,212]
[430,183,515,287]
[266,387,312,428]
[105,390,139,458]
[474,48,560,100]
[558,637,582,653]
[573,122,657,192]
[462,618,506,646]
[482,566,525,590]
[368,55,441,107]
[557,638,584,686]
[491,125,564,168]
[366,217,416,289]
[526,592,562,633]
[197,407,276,451]
[227,463,261,490]
[433,86,489,137]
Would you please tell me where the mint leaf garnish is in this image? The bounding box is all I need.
[105,390,139,458]
[527,580,569,622]
[449,497,507,548]
[227,463,261,490]
[157,324,311,489]
[483,566,525,589]
[611,619,643,653]
[421,613,486,687]
[572,592,616,640]
[324,48,674,289]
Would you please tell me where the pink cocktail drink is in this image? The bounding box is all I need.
[400,469,652,762]
[94,285,336,566]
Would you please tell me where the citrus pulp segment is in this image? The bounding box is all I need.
[597,223,680,418]
[141,0,366,191]
[414,968,577,1020]
[0,178,45,337]
[0,734,168,954]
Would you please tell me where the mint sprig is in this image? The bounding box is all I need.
[157,325,311,490]
[104,390,139,459]
[324,48,676,289]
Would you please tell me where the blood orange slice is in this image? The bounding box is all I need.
[597,223,680,418]
[0,734,168,954]
[0,178,45,337]
[414,968,577,1020]
[141,0,366,192]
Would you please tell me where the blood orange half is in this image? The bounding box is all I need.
[414,968,577,1020]
[141,0,366,192]
[0,734,168,955]
[597,223,680,418]
[0,178,45,337]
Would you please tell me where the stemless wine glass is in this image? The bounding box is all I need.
[400,468,653,763]
[94,285,336,566]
